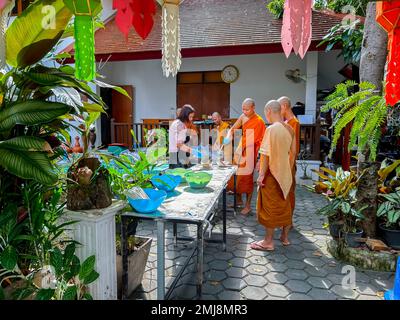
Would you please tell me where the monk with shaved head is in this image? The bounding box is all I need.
[278,96,300,217]
[251,100,296,251]
[225,98,266,215]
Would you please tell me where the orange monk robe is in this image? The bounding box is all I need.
[257,122,294,228]
[215,121,232,162]
[287,116,300,214]
[228,114,266,195]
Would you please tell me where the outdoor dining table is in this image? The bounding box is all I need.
[120,164,237,300]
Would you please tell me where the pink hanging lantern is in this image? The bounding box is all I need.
[281,0,312,59]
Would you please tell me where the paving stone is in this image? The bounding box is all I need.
[305,266,329,277]
[308,288,338,300]
[241,286,268,300]
[248,255,269,265]
[229,257,250,268]
[286,280,312,293]
[202,282,224,295]
[232,250,249,258]
[285,269,309,281]
[356,283,380,296]
[209,260,230,271]
[222,278,247,291]
[284,252,306,261]
[218,290,243,300]
[268,254,288,263]
[246,265,269,276]
[267,262,289,273]
[286,260,307,270]
[226,267,246,278]
[205,270,228,282]
[307,277,333,289]
[266,272,289,284]
[287,293,313,300]
[304,257,326,267]
[265,283,290,298]
[243,275,268,287]
[331,285,359,299]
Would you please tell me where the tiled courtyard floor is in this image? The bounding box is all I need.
[131,186,395,300]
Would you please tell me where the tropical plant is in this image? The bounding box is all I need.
[266,0,284,19]
[378,159,400,194]
[327,0,369,16]
[377,190,400,230]
[322,80,388,162]
[318,19,364,64]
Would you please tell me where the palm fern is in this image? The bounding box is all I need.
[322,81,388,161]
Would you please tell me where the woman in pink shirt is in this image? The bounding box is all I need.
[169,105,197,168]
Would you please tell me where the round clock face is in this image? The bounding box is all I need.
[221,65,239,83]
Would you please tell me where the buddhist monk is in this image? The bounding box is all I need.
[251,100,296,251]
[211,112,232,162]
[225,98,266,215]
[278,96,300,216]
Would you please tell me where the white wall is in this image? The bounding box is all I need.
[100,52,312,122]
[318,50,346,90]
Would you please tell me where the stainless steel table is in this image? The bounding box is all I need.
[120,165,237,300]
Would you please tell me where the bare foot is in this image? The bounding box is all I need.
[228,203,244,208]
[240,206,251,216]
[280,236,291,246]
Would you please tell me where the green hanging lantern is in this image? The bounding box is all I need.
[64,0,102,81]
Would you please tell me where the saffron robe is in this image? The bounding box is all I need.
[257,122,294,228]
[287,116,300,214]
[228,114,266,195]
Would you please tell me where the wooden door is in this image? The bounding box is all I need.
[202,83,230,118]
[111,85,134,147]
[177,84,203,114]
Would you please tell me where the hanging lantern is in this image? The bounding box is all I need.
[65,0,102,82]
[113,0,133,38]
[113,0,156,40]
[161,0,181,77]
[0,0,14,70]
[376,1,400,106]
[281,0,312,59]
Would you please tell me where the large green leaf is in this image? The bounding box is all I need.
[79,255,95,281]
[0,100,71,132]
[62,285,77,300]
[0,148,57,185]
[36,288,55,300]
[6,0,73,67]
[0,246,17,271]
[0,136,52,153]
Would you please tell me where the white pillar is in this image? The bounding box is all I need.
[305,51,318,120]
[64,200,126,300]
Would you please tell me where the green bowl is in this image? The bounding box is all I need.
[165,168,188,183]
[184,171,212,189]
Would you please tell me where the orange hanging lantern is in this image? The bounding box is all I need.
[376,1,400,106]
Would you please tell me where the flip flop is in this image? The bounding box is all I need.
[280,238,291,246]
[250,241,274,252]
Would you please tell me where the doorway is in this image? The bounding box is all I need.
[100,85,134,147]
[177,71,230,118]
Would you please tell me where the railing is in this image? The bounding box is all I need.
[111,118,321,160]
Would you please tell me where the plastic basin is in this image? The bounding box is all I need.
[128,188,167,213]
[165,168,188,182]
[185,171,212,189]
[150,174,182,193]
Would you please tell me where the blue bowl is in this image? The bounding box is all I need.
[150,174,182,193]
[128,188,167,213]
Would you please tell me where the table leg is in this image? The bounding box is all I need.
[156,220,166,300]
[196,223,204,299]
[121,216,129,300]
[173,222,177,246]
[233,174,237,215]
[222,187,227,252]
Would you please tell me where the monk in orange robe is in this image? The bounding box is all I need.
[251,100,296,251]
[225,98,266,215]
[278,96,300,215]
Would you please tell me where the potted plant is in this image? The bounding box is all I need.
[340,195,367,248]
[312,167,362,240]
[377,189,400,249]
[115,235,152,298]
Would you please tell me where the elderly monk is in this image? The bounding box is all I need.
[226,98,266,215]
[251,100,296,251]
[278,96,300,216]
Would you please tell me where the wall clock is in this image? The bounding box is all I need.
[221,65,239,83]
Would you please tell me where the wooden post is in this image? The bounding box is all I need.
[110,118,115,144]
